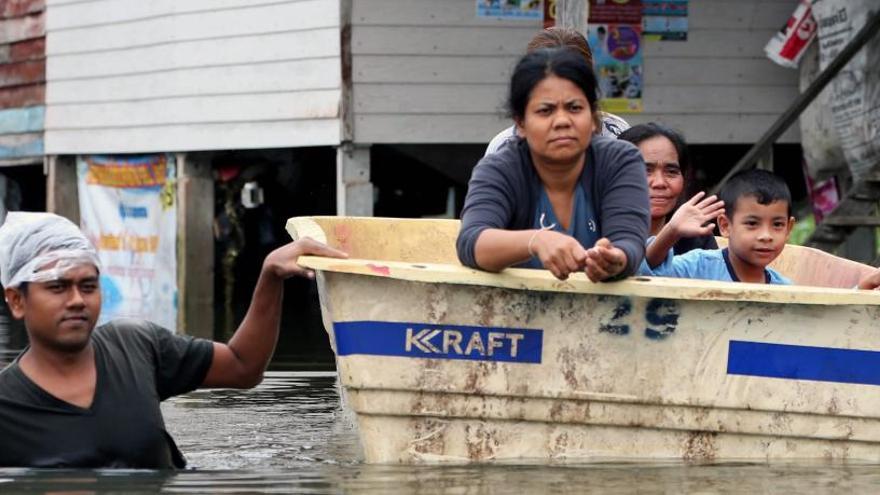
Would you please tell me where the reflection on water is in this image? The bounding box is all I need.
[164,372,361,471]
[2,372,880,493]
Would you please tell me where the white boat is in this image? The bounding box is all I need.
[287,216,880,464]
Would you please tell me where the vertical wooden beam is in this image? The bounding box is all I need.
[336,0,371,216]
[0,174,7,223]
[556,0,587,32]
[45,154,79,224]
[176,152,215,339]
[336,143,372,216]
[339,0,353,143]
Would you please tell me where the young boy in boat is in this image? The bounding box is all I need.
[639,169,795,284]
[639,169,880,289]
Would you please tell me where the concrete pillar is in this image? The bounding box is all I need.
[176,152,215,339]
[336,143,372,216]
[46,155,80,224]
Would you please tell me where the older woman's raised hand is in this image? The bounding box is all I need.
[584,238,628,282]
[530,230,588,281]
[666,192,724,238]
[643,192,724,269]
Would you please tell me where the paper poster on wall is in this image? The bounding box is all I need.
[588,23,644,113]
[77,154,178,332]
[589,0,643,25]
[544,0,556,27]
[476,0,543,20]
[642,0,688,41]
[812,0,880,182]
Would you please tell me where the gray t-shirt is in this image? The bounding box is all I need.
[0,319,214,469]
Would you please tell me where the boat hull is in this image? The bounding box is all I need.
[321,272,880,463]
[288,216,880,464]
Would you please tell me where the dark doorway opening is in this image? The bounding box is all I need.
[0,163,47,365]
[212,148,337,370]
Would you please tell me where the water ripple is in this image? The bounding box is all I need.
[4,372,880,493]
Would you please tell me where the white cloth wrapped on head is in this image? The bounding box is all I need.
[0,212,101,288]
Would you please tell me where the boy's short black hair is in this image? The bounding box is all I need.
[719,169,792,218]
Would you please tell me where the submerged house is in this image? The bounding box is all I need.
[38,0,800,343]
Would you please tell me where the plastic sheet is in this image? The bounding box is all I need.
[0,212,100,288]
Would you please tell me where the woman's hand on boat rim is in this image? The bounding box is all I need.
[531,230,589,280]
[584,238,627,283]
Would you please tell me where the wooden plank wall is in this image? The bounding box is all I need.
[44,0,343,154]
[0,0,45,163]
[350,0,801,145]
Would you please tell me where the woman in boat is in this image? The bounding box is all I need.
[457,48,650,282]
[485,27,629,156]
[617,123,725,268]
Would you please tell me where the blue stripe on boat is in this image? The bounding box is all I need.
[728,340,880,386]
[334,321,543,364]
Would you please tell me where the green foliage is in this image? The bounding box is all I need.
[788,215,816,246]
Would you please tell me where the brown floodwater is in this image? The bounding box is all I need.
[3,320,880,493]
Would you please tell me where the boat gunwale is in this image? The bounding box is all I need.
[297,256,880,306]
[287,216,880,307]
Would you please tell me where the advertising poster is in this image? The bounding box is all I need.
[589,0,643,25]
[476,0,543,20]
[813,0,880,182]
[805,171,840,224]
[765,0,816,68]
[77,154,178,332]
[588,0,643,113]
[544,0,556,28]
[642,0,688,41]
[588,23,644,113]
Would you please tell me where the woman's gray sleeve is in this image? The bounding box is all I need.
[597,144,651,278]
[456,156,518,269]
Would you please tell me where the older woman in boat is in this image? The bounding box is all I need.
[457,48,650,281]
[617,123,725,268]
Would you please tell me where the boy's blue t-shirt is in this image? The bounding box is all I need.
[638,244,792,285]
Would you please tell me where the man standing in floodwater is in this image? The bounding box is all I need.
[0,212,346,469]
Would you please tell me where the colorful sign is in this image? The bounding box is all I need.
[589,0,643,24]
[77,154,178,332]
[642,0,688,41]
[728,340,880,386]
[765,0,816,68]
[588,23,644,113]
[334,321,543,363]
[477,0,543,20]
[543,0,556,27]
[804,170,839,223]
